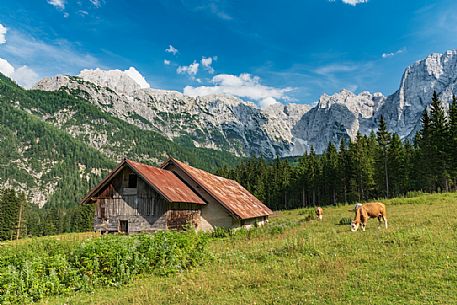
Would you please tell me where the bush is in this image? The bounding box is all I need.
[0,231,210,304]
[298,209,315,222]
[211,227,232,238]
[339,217,352,225]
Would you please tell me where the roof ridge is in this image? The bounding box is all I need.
[82,158,205,205]
[166,158,272,219]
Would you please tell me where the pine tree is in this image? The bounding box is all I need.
[415,110,434,191]
[338,138,352,203]
[376,115,391,197]
[0,189,20,241]
[297,151,309,207]
[388,134,405,196]
[307,147,319,205]
[429,91,449,191]
[323,142,339,204]
[448,95,457,188]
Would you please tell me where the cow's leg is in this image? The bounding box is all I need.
[361,222,366,232]
[377,216,382,229]
[384,217,388,229]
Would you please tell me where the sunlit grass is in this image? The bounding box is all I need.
[39,192,457,305]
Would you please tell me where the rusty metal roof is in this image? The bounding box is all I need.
[81,159,205,205]
[126,160,205,205]
[163,158,273,219]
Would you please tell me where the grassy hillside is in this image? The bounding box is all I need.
[0,74,239,208]
[36,192,457,305]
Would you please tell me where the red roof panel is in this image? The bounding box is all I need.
[165,159,273,219]
[81,159,205,205]
[126,160,205,204]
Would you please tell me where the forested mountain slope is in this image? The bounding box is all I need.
[0,74,239,207]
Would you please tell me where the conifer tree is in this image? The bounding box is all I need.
[297,150,309,207]
[388,134,405,196]
[448,95,457,187]
[0,189,20,241]
[323,142,338,204]
[376,115,391,197]
[415,110,433,191]
[429,91,449,191]
[307,147,319,205]
[338,138,352,203]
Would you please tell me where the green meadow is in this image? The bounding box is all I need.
[4,192,456,304]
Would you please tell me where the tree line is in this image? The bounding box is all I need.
[217,92,457,210]
[0,188,94,241]
[1,92,455,240]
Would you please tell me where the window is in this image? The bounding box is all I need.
[128,173,137,188]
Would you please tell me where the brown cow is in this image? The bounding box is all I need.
[351,202,387,232]
[315,207,323,221]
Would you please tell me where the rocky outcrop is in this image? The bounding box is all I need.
[34,50,457,156]
[35,69,311,158]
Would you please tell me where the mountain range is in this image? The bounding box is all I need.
[1,49,456,207]
[35,49,457,155]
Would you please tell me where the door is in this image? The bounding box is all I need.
[119,220,128,233]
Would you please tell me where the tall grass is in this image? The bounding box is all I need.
[0,230,209,304]
[40,192,457,305]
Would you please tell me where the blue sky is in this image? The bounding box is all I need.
[0,0,456,106]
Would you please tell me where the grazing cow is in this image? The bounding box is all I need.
[315,207,323,221]
[351,203,363,211]
[351,202,388,232]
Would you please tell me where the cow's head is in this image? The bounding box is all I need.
[351,220,359,232]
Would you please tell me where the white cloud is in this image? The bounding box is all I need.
[0,58,15,77]
[177,61,199,76]
[206,3,232,20]
[89,0,102,8]
[259,96,280,108]
[0,58,39,88]
[163,59,171,65]
[183,73,292,108]
[0,24,7,44]
[165,45,178,55]
[201,56,217,74]
[63,12,70,18]
[341,0,368,6]
[382,48,406,59]
[13,65,40,88]
[189,2,232,21]
[314,64,358,75]
[48,0,65,9]
[201,57,213,67]
[0,29,100,76]
[77,10,89,17]
[124,67,150,89]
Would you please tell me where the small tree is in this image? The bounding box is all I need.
[376,115,391,197]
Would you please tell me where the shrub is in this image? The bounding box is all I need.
[339,217,352,225]
[0,231,210,304]
[211,227,232,238]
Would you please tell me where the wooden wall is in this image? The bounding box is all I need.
[94,166,201,233]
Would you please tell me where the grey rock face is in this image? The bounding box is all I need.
[34,69,311,158]
[34,50,457,156]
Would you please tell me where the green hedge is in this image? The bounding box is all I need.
[0,231,209,304]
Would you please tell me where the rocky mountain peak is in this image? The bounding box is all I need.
[31,49,457,156]
[317,89,384,119]
[79,67,150,96]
